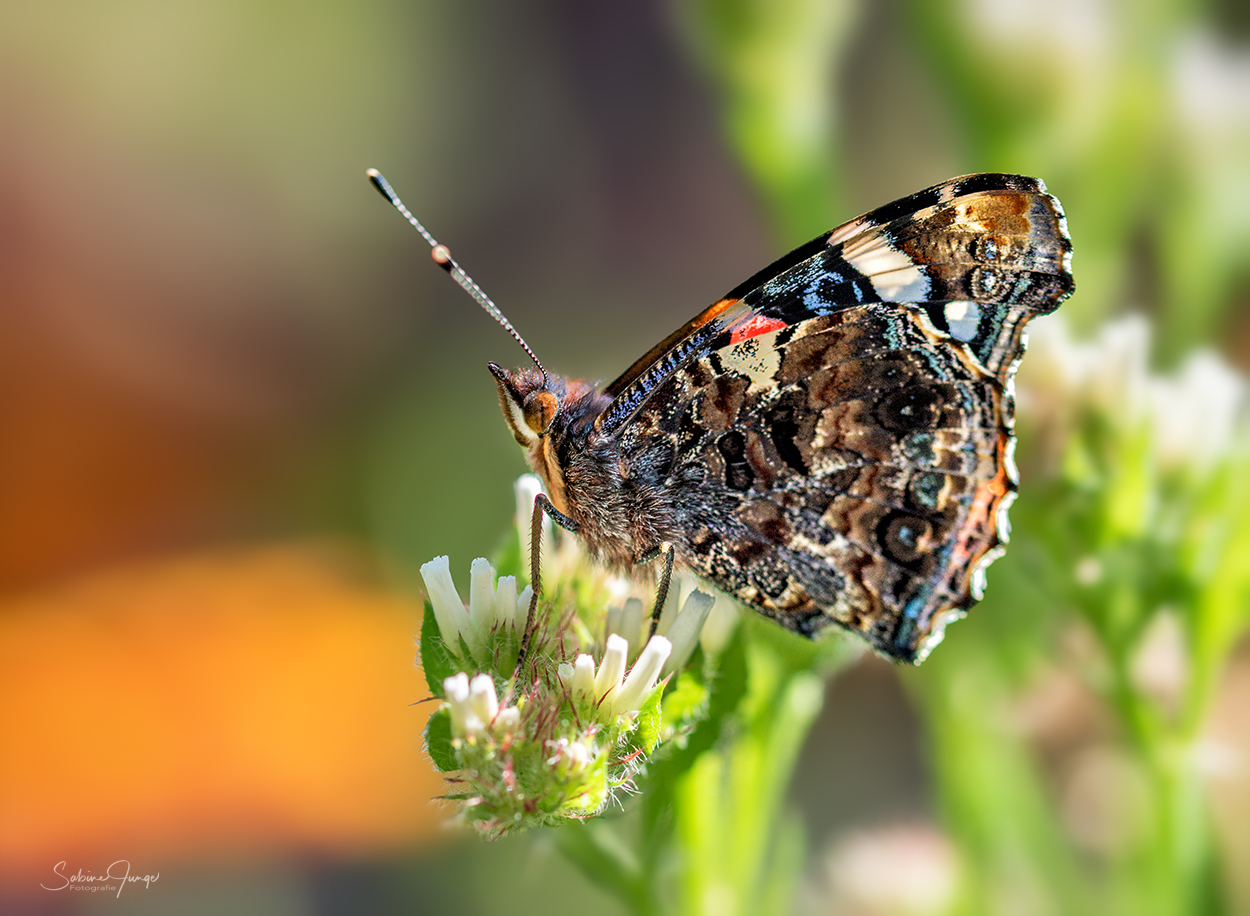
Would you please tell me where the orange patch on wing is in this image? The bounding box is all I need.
[948,456,1012,575]
[692,297,739,328]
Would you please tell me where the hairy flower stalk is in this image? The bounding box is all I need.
[416,477,718,837]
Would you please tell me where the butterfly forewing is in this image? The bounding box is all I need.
[603,173,1072,662]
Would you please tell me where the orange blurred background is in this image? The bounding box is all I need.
[0,2,777,912]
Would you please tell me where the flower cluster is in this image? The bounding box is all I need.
[1017,313,1247,475]
[416,477,718,837]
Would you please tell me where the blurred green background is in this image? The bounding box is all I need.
[1,0,1247,914]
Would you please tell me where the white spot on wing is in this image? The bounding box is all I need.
[827,216,873,246]
[944,300,981,341]
[871,266,930,302]
[842,235,931,302]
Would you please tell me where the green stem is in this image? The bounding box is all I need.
[556,822,663,916]
[669,617,849,915]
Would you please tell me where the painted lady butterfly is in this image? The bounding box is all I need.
[371,171,1073,664]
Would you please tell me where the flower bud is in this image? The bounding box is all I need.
[465,558,497,655]
[572,654,596,700]
[495,576,518,634]
[469,674,500,725]
[421,556,470,658]
[595,634,629,705]
[443,672,484,737]
[662,590,714,676]
[612,635,672,715]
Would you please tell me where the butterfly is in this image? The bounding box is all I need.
[371,171,1073,664]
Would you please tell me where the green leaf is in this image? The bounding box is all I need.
[423,707,456,772]
[759,812,806,916]
[636,627,751,859]
[642,625,750,794]
[419,602,459,696]
[701,624,750,736]
[662,663,710,728]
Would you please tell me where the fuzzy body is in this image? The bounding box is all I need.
[500,369,678,569]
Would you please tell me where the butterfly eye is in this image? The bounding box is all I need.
[524,391,559,436]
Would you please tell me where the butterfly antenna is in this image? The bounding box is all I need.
[366,168,548,383]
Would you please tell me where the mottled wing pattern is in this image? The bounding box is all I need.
[605,173,1073,662]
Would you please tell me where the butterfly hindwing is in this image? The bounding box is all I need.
[606,173,1072,662]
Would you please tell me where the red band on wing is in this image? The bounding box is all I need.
[728,314,787,345]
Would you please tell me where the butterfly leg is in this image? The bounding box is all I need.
[514,493,579,680]
[636,542,675,638]
[537,495,579,535]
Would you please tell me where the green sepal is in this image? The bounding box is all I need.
[634,681,667,754]
[424,707,456,772]
[419,602,460,696]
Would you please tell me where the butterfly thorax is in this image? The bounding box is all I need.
[489,363,681,569]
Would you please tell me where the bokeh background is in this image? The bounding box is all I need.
[1,0,1248,913]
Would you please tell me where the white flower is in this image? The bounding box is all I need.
[606,597,646,660]
[965,0,1110,64]
[566,739,592,771]
[466,558,498,655]
[419,556,533,664]
[516,585,533,632]
[1088,316,1152,421]
[494,706,521,736]
[1017,313,1249,477]
[417,481,731,837]
[610,635,672,716]
[658,590,715,677]
[1148,351,1245,474]
[564,634,674,718]
[1016,314,1151,425]
[594,634,629,706]
[443,673,484,737]
[646,573,724,672]
[1172,30,1250,138]
[515,474,551,582]
[546,736,595,775]
[469,674,500,724]
[571,654,596,700]
[495,576,518,635]
[421,556,470,660]
[443,672,521,740]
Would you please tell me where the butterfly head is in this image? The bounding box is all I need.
[488,362,561,447]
